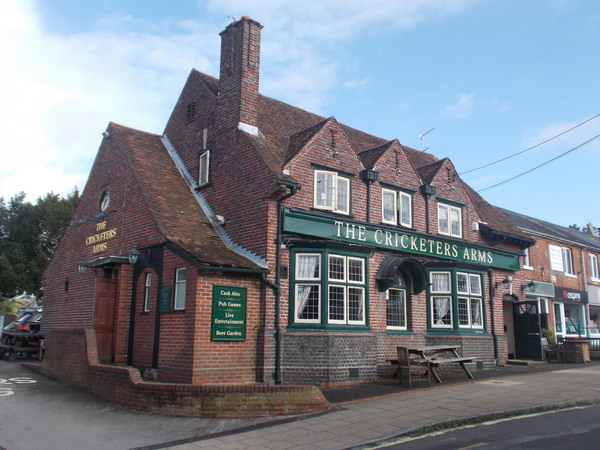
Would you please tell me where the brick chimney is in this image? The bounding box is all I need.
[218,16,263,136]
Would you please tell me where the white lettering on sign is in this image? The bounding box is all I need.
[334,220,491,263]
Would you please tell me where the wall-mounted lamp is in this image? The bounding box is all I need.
[521,280,536,292]
[128,248,141,265]
[77,260,87,274]
[128,248,150,265]
[495,276,513,292]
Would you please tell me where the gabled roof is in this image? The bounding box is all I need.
[416,159,447,185]
[499,207,600,251]
[357,140,395,169]
[107,122,264,270]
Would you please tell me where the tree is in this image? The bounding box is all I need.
[0,189,80,299]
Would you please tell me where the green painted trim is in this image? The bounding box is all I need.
[386,330,416,335]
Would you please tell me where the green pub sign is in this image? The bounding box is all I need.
[211,285,247,341]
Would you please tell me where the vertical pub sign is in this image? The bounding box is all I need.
[211,285,247,341]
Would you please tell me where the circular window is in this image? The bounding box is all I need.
[99,191,110,212]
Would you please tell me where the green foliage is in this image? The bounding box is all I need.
[0,189,80,298]
[541,327,555,344]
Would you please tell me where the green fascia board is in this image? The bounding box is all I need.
[283,208,521,271]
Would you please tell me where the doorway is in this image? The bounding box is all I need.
[513,300,543,360]
[93,267,118,363]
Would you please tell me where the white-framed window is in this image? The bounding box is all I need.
[293,251,366,326]
[143,273,152,313]
[438,203,462,238]
[456,272,483,329]
[523,248,533,270]
[554,302,585,336]
[386,288,407,330]
[562,247,574,276]
[590,254,599,281]
[295,253,321,323]
[314,170,350,214]
[174,267,187,310]
[327,255,365,324]
[429,269,485,331]
[381,188,412,227]
[430,271,453,328]
[198,150,210,186]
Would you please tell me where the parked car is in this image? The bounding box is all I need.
[1,311,43,346]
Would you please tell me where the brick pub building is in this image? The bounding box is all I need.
[42,17,535,390]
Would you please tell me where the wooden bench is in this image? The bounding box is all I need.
[0,332,44,361]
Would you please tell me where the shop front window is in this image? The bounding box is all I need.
[589,306,600,335]
[554,302,585,336]
[292,249,368,327]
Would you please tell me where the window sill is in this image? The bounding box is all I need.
[522,265,533,271]
[287,324,371,332]
[386,329,414,335]
[564,273,577,279]
[427,328,488,336]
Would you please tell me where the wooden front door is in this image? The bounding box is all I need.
[94,268,118,363]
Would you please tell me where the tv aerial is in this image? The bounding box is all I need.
[419,128,435,151]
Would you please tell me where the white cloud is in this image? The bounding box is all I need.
[0,1,217,201]
[0,0,482,201]
[442,93,476,119]
[523,116,600,154]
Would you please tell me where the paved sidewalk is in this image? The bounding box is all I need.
[155,363,600,450]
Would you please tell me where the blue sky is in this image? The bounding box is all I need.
[1,0,599,229]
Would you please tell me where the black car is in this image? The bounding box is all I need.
[1,311,43,345]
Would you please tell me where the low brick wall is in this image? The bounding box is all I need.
[41,329,332,417]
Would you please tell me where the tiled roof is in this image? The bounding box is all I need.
[499,207,600,250]
[416,159,447,185]
[107,122,264,270]
[188,69,531,248]
[191,69,439,176]
[461,184,535,246]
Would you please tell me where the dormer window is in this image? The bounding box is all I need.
[438,202,462,238]
[314,169,350,215]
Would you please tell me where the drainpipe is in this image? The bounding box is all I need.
[487,269,499,363]
[271,179,300,384]
[580,249,589,337]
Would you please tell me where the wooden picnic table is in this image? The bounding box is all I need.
[406,345,475,383]
[0,330,44,361]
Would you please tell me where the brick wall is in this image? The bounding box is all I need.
[41,329,331,418]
